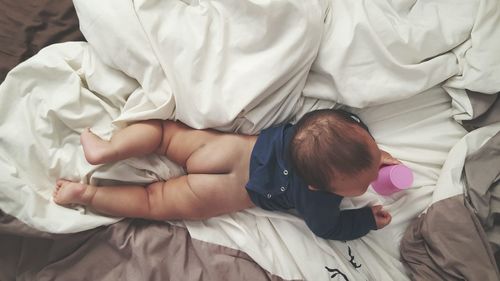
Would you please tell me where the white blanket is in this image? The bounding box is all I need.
[1,0,500,280]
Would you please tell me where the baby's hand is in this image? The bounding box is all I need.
[371,205,392,229]
[380,150,401,166]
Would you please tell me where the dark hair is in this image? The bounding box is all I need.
[289,109,375,190]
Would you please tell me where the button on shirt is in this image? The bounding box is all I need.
[246,123,377,241]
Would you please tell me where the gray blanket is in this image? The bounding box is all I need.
[0,210,290,281]
[400,90,500,280]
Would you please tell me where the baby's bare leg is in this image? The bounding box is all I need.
[57,121,256,219]
[54,174,253,220]
[54,179,167,219]
[81,120,162,165]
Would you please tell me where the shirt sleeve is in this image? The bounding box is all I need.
[295,189,377,241]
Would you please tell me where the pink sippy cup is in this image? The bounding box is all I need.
[371,164,413,196]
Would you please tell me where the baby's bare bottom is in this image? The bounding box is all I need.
[54,120,257,220]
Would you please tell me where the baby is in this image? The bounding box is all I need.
[54,109,398,240]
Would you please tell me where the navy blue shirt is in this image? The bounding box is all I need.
[246,123,377,241]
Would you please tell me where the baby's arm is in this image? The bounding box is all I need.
[306,207,378,241]
[296,192,379,240]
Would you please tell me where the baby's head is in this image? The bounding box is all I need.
[289,109,381,197]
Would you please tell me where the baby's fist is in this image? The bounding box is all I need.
[380,150,401,166]
[371,205,392,229]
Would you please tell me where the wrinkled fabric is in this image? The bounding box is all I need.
[400,195,500,281]
[465,131,500,251]
[0,210,288,281]
[74,0,329,132]
[462,90,500,130]
[0,0,84,82]
[399,96,500,280]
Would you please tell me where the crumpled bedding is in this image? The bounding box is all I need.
[0,0,84,82]
[400,195,500,281]
[72,0,500,133]
[1,0,500,280]
[0,210,286,281]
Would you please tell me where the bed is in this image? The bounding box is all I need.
[1,0,499,280]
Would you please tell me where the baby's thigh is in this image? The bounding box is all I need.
[185,174,254,219]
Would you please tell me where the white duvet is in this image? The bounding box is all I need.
[1,0,499,280]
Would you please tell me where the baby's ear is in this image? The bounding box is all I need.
[307,185,319,191]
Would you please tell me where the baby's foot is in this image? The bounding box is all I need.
[53,179,94,206]
[80,128,114,165]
